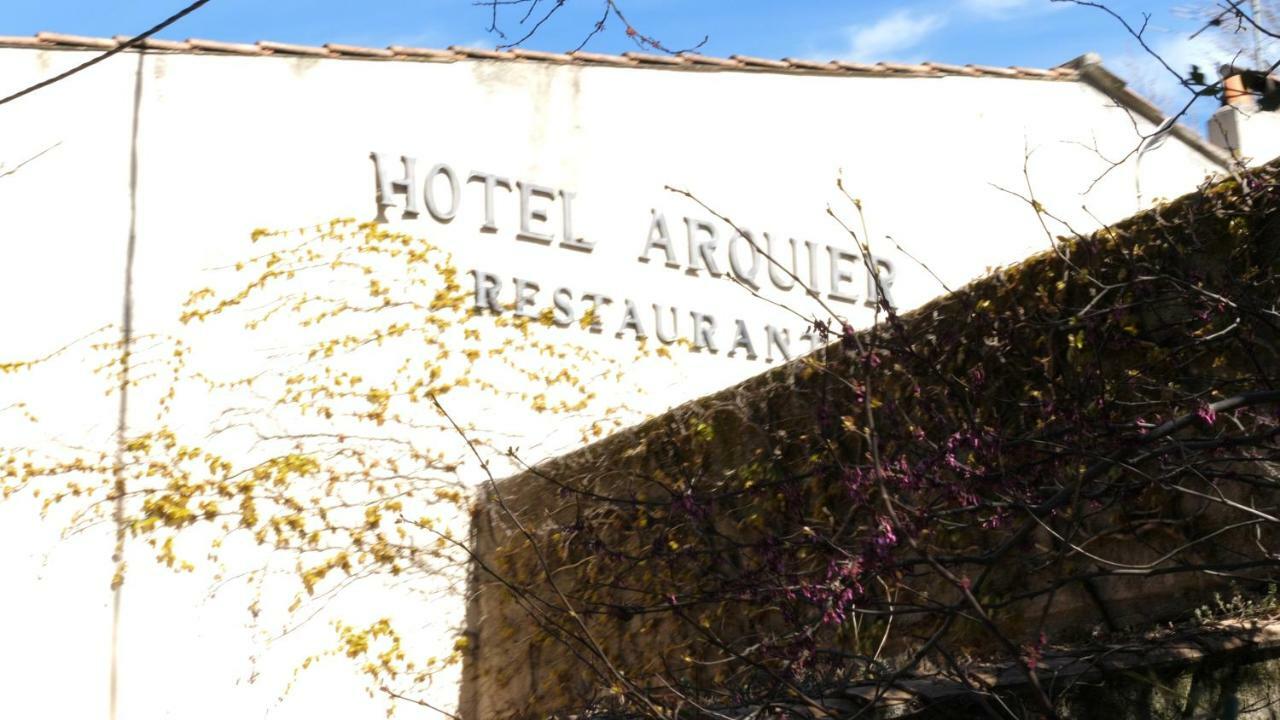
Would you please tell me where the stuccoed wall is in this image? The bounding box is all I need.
[0,45,1228,719]
[465,164,1280,718]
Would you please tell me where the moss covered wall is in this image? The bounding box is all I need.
[463,165,1280,718]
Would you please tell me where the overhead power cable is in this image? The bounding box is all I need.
[0,0,212,107]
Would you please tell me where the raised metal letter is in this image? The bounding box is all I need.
[467,172,512,233]
[764,233,798,291]
[424,164,460,223]
[617,300,647,338]
[729,319,758,360]
[559,190,595,252]
[552,288,576,327]
[469,270,503,313]
[865,255,897,310]
[827,246,861,305]
[689,311,719,352]
[765,326,792,363]
[514,278,540,318]
[639,210,680,267]
[371,153,419,218]
[728,230,762,290]
[805,240,821,296]
[653,304,679,344]
[580,292,613,333]
[685,218,724,277]
[516,181,556,245]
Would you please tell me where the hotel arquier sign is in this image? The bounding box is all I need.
[372,153,896,364]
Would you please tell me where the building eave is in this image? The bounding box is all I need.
[0,31,1081,81]
[0,33,1234,169]
[1060,52,1236,170]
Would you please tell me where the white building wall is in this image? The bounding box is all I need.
[0,46,1225,719]
[1209,103,1280,166]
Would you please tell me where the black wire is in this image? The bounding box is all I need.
[0,0,213,107]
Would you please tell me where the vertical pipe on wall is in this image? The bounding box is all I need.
[109,48,145,720]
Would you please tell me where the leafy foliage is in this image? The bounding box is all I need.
[1,218,646,705]
[470,165,1280,718]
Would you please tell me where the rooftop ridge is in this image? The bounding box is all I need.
[0,31,1081,81]
[0,32,1234,169]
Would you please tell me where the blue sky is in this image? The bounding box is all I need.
[5,0,1241,129]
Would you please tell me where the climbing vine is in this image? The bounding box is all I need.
[0,217,655,710]
[469,164,1280,718]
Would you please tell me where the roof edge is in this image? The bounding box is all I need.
[0,33,1236,169]
[0,31,1083,82]
[1060,52,1236,170]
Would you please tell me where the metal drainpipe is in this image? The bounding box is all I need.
[1135,116,1175,211]
[110,48,144,720]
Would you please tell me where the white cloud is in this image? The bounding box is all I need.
[1114,34,1223,115]
[963,0,1030,13]
[841,10,947,62]
[962,0,1069,21]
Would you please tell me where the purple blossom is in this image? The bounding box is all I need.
[874,516,898,550]
[1197,403,1217,426]
[969,366,986,387]
[982,510,1008,529]
[673,491,708,521]
[841,323,857,349]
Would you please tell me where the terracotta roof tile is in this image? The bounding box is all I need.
[0,35,51,48]
[510,47,573,62]
[258,40,331,57]
[679,52,741,67]
[186,38,263,55]
[324,43,394,58]
[0,33,1223,170]
[967,64,1020,77]
[730,54,790,69]
[782,58,840,72]
[0,31,1095,84]
[449,45,514,60]
[923,61,980,76]
[877,61,936,74]
[832,60,881,73]
[113,35,191,51]
[386,45,458,60]
[570,50,635,65]
[35,32,117,49]
[623,51,686,66]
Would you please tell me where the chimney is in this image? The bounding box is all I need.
[1222,72,1255,109]
[1208,65,1280,166]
